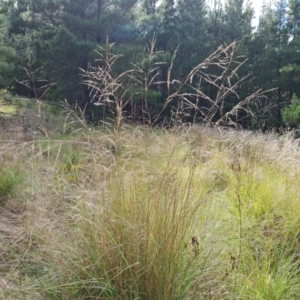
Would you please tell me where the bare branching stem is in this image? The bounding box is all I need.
[82,40,275,130]
[16,54,56,119]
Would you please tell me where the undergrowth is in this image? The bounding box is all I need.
[1,126,300,299]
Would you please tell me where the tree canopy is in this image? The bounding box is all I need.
[2,0,300,128]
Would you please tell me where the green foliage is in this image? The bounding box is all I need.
[2,0,300,127]
[5,0,139,105]
[0,13,16,88]
[0,168,22,200]
[282,94,300,127]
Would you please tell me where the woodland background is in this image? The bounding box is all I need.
[1,0,300,129]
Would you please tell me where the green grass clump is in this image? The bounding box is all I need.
[0,168,22,201]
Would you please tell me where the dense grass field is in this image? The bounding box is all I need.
[1,119,300,299]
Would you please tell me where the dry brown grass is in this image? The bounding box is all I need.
[0,126,300,299]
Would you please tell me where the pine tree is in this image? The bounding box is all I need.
[7,0,139,105]
[0,4,15,88]
[280,0,300,99]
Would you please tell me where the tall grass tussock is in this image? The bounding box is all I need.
[1,123,300,299]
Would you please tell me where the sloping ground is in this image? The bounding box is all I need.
[0,92,66,140]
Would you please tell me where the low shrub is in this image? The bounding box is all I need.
[0,168,22,201]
